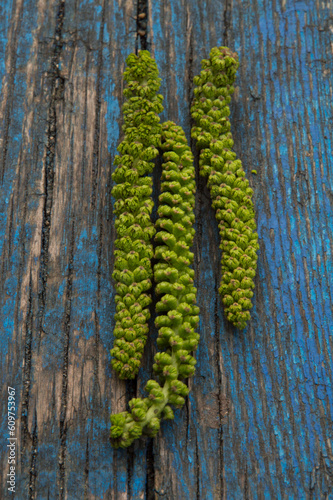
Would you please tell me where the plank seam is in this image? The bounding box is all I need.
[136,0,148,52]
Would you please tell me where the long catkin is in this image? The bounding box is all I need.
[111,50,164,379]
[110,121,199,448]
[191,46,259,330]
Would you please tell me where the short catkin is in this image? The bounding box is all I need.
[191,46,259,330]
[110,50,164,379]
[110,121,200,448]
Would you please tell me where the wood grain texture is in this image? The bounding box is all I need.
[0,0,332,498]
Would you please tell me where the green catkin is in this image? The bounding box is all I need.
[110,121,199,448]
[110,51,164,379]
[191,46,259,330]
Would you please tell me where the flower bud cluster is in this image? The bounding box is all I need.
[191,46,259,329]
[110,51,164,379]
[110,121,200,448]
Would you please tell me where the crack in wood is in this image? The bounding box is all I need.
[83,437,90,500]
[91,0,106,212]
[37,0,66,347]
[21,271,33,455]
[57,217,75,498]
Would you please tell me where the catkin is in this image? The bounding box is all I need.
[191,46,259,329]
[111,51,164,379]
[110,121,200,448]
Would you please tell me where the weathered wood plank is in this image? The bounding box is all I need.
[221,0,333,497]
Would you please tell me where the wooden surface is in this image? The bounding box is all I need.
[0,0,332,498]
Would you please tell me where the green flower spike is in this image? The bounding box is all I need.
[191,46,259,330]
[111,50,164,379]
[110,121,200,448]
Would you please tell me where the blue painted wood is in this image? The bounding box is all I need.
[221,1,333,497]
[1,0,332,498]
[0,0,62,495]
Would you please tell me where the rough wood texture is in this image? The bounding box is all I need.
[0,0,332,498]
